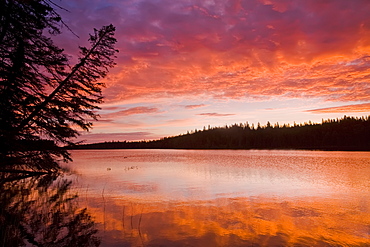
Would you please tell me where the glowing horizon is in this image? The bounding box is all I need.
[55,0,370,143]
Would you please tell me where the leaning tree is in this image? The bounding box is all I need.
[0,0,118,171]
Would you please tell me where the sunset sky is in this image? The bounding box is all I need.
[55,0,370,143]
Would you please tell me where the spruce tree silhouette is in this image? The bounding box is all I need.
[0,0,118,171]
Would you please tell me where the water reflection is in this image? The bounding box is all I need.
[65,150,370,246]
[0,172,100,247]
[79,195,370,246]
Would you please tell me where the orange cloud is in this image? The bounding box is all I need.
[58,0,370,111]
[307,103,370,113]
[87,0,370,105]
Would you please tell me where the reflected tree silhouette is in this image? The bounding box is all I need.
[0,172,100,247]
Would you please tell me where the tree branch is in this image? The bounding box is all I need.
[17,25,113,131]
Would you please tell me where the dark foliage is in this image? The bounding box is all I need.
[0,173,100,247]
[75,116,370,151]
[0,0,117,171]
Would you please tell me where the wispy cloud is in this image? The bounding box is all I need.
[185,104,208,109]
[307,103,370,114]
[198,113,235,117]
[102,106,160,118]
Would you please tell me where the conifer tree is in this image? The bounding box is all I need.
[0,0,118,171]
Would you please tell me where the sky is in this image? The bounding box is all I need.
[54,0,370,143]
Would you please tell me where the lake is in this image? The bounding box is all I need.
[62,149,370,246]
[2,149,369,246]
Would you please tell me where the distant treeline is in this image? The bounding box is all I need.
[71,116,370,151]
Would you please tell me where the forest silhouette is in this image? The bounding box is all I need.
[74,116,370,151]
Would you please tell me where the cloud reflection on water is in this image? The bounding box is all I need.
[66,149,370,246]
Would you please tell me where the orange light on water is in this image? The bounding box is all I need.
[81,195,370,246]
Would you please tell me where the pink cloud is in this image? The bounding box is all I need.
[198,113,235,117]
[307,103,370,114]
[185,104,207,109]
[102,106,160,118]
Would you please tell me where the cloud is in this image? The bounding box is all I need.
[101,106,122,111]
[185,104,208,109]
[198,113,235,117]
[58,0,370,104]
[101,106,160,118]
[307,103,370,114]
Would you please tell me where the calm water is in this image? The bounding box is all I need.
[60,149,370,247]
[3,149,369,246]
